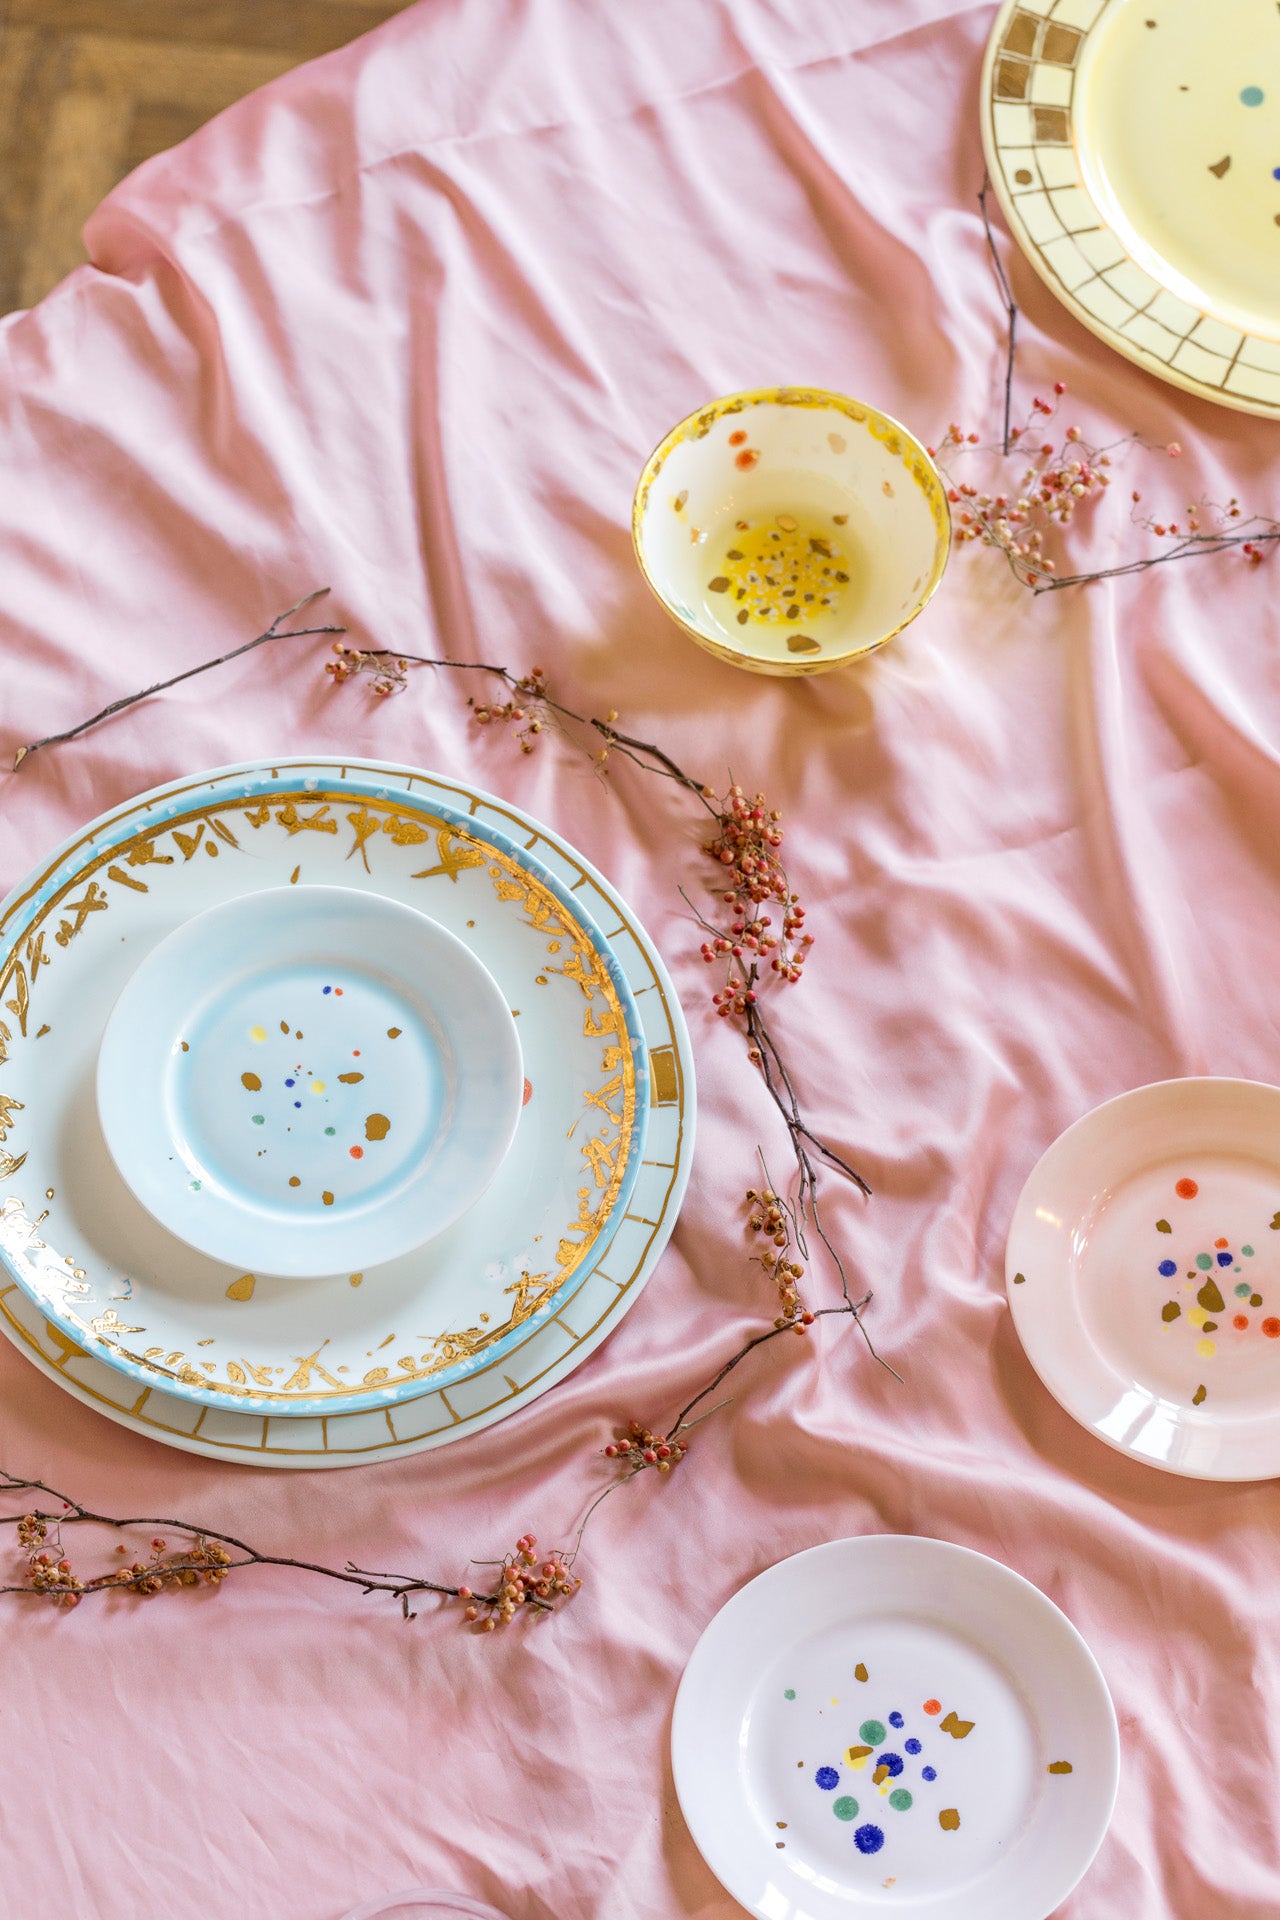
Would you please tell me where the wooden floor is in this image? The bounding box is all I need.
[0,0,415,314]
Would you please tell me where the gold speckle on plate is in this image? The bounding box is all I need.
[241,1072,262,1092]
[288,1176,301,1188]
[787,634,821,653]
[349,1272,363,1288]
[1047,1760,1073,1774]
[707,575,731,593]
[1208,154,1231,177]
[776,513,797,531]
[365,1113,390,1142]
[939,1808,961,1831]
[225,1273,256,1302]
[322,1191,334,1206]
[828,432,847,454]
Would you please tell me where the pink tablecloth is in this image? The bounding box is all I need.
[1,4,1278,1915]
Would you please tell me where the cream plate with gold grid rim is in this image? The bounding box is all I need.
[982,0,1280,417]
[0,760,693,1466]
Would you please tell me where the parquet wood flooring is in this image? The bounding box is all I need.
[0,0,414,313]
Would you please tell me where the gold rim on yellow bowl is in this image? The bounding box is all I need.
[631,385,951,677]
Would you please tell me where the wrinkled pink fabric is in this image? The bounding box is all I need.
[1,3,1278,1915]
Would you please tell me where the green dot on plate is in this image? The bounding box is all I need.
[1236,1281,1252,1298]
[1241,85,1265,106]
[189,1179,201,1191]
[325,1126,336,1136]
[1243,1245,1255,1257]
[784,1689,795,1700]
[858,1719,886,1745]
[889,1789,913,1812]
[1196,1253,1213,1270]
[833,1795,858,1821]
[252,1113,265,1126]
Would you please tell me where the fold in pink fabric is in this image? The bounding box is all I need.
[1,3,1278,1915]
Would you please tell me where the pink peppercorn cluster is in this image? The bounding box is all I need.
[457,1532,581,1630]
[19,1513,84,1607]
[747,1187,817,1332]
[324,640,410,697]
[929,386,1120,586]
[469,669,554,754]
[603,1418,686,1473]
[699,785,813,1018]
[17,1512,234,1609]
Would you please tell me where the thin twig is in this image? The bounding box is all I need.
[12,590,346,769]
[979,174,1018,455]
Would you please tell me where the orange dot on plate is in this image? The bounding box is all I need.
[1234,1314,1249,1330]
[1215,1237,1229,1249]
[1175,1178,1199,1199]
[734,448,760,471]
[728,429,747,446]
[522,1077,532,1106]
[923,1699,942,1715]
[1264,1318,1280,1339]
[349,1145,364,1159]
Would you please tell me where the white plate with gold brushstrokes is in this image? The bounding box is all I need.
[983,0,1280,417]
[672,1537,1118,1920]
[0,760,689,1442]
[1007,1078,1280,1480]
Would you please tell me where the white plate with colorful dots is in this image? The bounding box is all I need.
[97,887,525,1278]
[672,1536,1118,1920]
[1007,1078,1280,1479]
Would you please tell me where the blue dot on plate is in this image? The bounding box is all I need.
[853,1824,884,1856]
[922,1766,937,1782]
[1242,85,1265,107]
[888,1711,904,1729]
[285,1079,296,1088]
[905,1738,922,1755]
[1158,1258,1177,1277]
[294,1101,302,1109]
[815,1767,839,1791]
[1218,1251,1234,1267]
[322,985,332,994]
[875,1752,904,1778]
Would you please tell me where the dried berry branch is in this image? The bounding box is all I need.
[1,1280,876,1626]
[969,184,1278,592]
[12,590,346,770]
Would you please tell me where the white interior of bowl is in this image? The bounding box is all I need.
[638,399,943,668]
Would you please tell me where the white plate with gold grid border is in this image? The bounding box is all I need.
[0,759,693,1467]
[982,0,1280,418]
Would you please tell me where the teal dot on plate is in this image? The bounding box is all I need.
[889,1789,913,1812]
[859,1719,887,1745]
[1241,85,1265,106]
[252,1113,265,1126]
[833,1795,858,1821]
[1243,1245,1255,1257]
[784,1689,796,1700]
[325,1126,336,1136]
[1196,1253,1213,1270]
[1236,1281,1253,1298]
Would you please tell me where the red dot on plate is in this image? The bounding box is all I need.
[923,1698,942,1715]
[349,1145,364,1160]
[1175,1178,1199,1199]
[1265,1318,1280,1339]
[1234,1315,1249,1331]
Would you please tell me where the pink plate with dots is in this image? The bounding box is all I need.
[1007,1077,1280,1481]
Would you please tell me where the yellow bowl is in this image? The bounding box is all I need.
[631,386,950,676]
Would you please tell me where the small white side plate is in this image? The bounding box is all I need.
[97,887,522,1277]
[672,1536,1117,1920]
[1007,1076,1280,1480]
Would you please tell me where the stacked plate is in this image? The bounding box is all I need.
[0,758,694,1468]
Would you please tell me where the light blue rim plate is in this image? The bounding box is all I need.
[0,762,650,1418]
